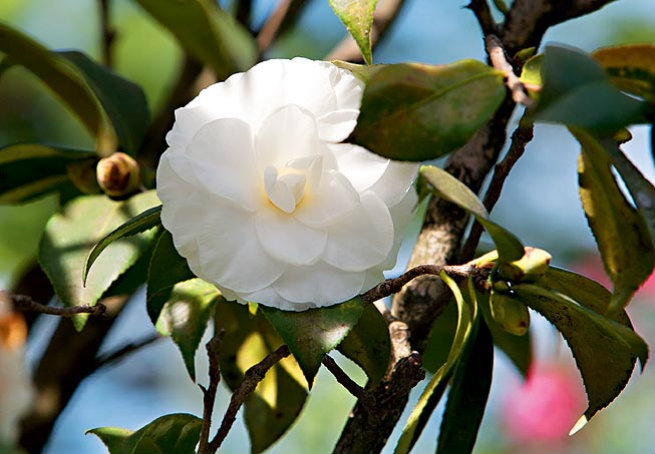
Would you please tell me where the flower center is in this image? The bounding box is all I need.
[263,155,322,213]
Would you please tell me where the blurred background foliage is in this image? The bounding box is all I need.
[0,0,653,453]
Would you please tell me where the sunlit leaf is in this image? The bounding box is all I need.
[592,44,655,102]
[338,302,391,387]
[216,300,308,454]
[421,165,524,262]
[156,279,220,381]
[261,297,364,385]
[87,413,202,454]
[328,0,378,65]
[514,283,648,423]
[519,54,543,91]
[533,45,647,131]
[351,60,505,161]
[576,131,654,311]
[38,191,159,330]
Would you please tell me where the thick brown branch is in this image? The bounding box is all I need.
[327,0,406,63]
[466,0,498,36]
[206,345,291,453]
[323,355,376,407]
[486,35,533,107]
[198,330,225,454]
[2,291,107,318]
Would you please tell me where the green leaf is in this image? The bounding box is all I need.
[216,300,308,454]
[420,165,524,262]
[261,297,365,385]
[328,0,378,65]
[575,131,654,311]
[0,23,114,151]
[156,279,219,381]
[330,60,385,82]
[519,54,543,90]
[85,205,162,283]
[533,45,647,131]
[146,229,195,325]
[337,302,391,387]
[351,60,505,161]
[133,0,256,78]
[436,316,493,454]
[592,44,655,102]
[394,274,476,454]
[38,191,159,330]
[87,413,202,454]
[514,283,648,425]
[0,143,96,204]
[58,51,150,154]
[421,300,457,374]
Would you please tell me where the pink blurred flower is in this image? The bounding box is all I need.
[502,364,585,443]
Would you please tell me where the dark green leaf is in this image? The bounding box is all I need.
[328,0,378,65]
[85,205,162,283]
[146,229,195,325]
[394,274,476,454]
[337,302,391,387]
[87,413,202,454]
[0,143,96,204]
[156,279,219,381]
[351,60,505,161]
[133,0,256,78]
[592,44,655,102]
[0,23,114,151]
[421,165,524,262]
[436,316,493,454]
[58,51,150,154]
[261,297,364,385]
[575,131,654,311]
[421,299,457,374]
[38,191,159,330]
[533,45,647,131]
[216,300,308,454]
[514,283,648,426]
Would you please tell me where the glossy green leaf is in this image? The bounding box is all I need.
[519,54,543,90]
[351,60,505,161]
[592,44,655,102]
[436,316,493,454]
[85,205,161,283]
[328,0,378,65]
[576,133,654,311]
[156,279,219,381]
[0,143,96,204]
[58,51,150,154]
[261,297,365,385]
[394,274,476,454]
[133,0,256,78]
[38,191,159,330]
[337,302,391,387]
[146,230,195,325]
[216,300,308,454]
[87,413,202,454]
[533,45,647,131]
[514,283,648,424]
[0,23,114,151]
[421,165,524,262]
[331,60,385,82]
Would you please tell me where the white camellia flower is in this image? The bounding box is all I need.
[157,58,418,311]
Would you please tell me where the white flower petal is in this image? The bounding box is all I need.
[317,109,359,142]
[362,269,385,293]
[323,192,394,272]
[294,169,360,228]
[273,261,366,306]
[166,105,217,149]
[379,187,418,270]
[368,161,420,207]
[329,143,390,193]
[255,207,327,265]
[187,118,260,210]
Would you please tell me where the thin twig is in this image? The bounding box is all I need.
[256,0,304,55]
[98,0,115,68]
[322,355,376,407]
[486,34,533,107]
[2,291,107,318]
[361,264,477,305]
[327,0,406,62]
[466,0,498,36]
[461,119,534,261]
[207,345,291,453]
[198,330,225,454]
[236,0,253,30]
[91,333,162,371]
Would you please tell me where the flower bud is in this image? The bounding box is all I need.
[96,152,141,197]
[499,247,552,283]
[489,290,530,336]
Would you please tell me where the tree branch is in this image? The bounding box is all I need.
[465,0,498,36]
[2,291,107,318]
[205,345,291,453]
[98,0,115,68]
[256,0,307,55]
[327,0,406,63]
[486,35,533,107]
[198,330,225,454]
[91,333,162,371]
[322,355,376,407]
